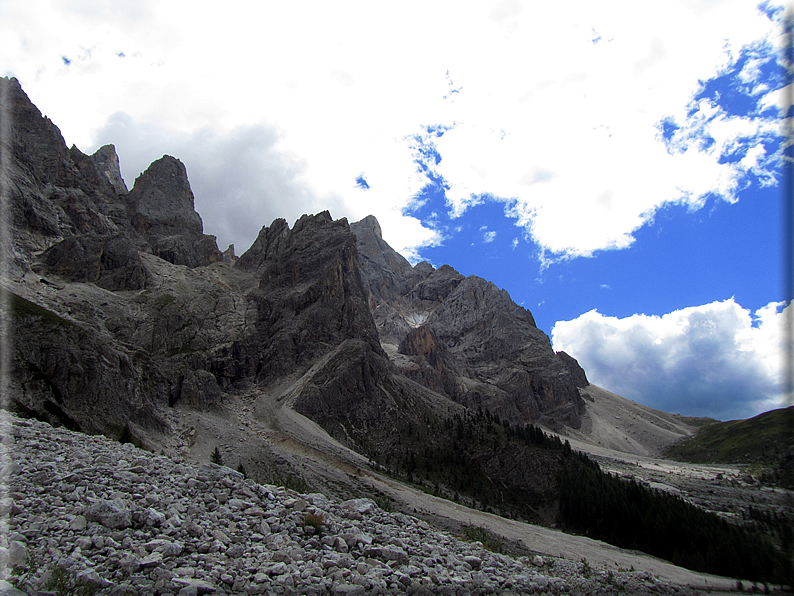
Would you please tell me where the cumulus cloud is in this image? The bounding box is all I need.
[406,2,787,263]
[1,1,786,264]
[551,299,791,420]
[87,113,442,257]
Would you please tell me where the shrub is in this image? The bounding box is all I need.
[461,525,503,553]
[303,512,326,534]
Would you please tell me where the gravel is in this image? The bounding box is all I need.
[0,414,707,595]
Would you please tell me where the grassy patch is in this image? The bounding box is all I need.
[265,471,311,494]
[4,287,73,328]
[461,525,504,553]
[665,407,794,465]
[152,293,176,308]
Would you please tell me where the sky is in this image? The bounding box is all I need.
[1,0,791,421]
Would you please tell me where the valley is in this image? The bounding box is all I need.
[158,374,784,592]
[2,75,792,591]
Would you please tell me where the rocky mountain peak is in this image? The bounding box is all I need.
[1,76,77,189]
[352,214,586,428]
[128,155,203,234]
[350,215,421,309]
[127,155,222,267]
[355,214,383,238]
[89,144,128,194]
[235,218,290,274]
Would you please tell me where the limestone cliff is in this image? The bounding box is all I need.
[350,216,587,429]
[2,77,592,516]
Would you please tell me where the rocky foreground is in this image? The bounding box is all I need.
[0,414,699,596]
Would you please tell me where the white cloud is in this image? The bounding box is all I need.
[483,230,497,243]
[551,299,792,420]
[0,0,786,263]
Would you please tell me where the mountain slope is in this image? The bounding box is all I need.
[555,385,707,458]
[4,77,790,586]
[665,406,794,489]
[665,406,793,464]
[351,216,588,430]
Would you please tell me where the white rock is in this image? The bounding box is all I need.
[6,541,27,568]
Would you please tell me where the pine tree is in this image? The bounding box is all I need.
[211,446,223,466]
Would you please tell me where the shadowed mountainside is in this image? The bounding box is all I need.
[1,75,589,517]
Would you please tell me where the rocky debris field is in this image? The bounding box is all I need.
[594,454,793,529]
[0,414,701,596]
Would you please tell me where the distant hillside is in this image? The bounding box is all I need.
[665,407,794,487]
[665,407,793,463]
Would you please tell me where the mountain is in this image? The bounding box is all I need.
[351,216,588,431]
[1,76,588,511]
[3,77,791,586]
[665,406,794,488]
[1,75,587,450]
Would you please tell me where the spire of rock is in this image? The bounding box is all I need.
[128,155,203,234]
[127,155,222,267]
[90,144,128,194]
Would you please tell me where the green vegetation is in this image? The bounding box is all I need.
[5,287,73,328]
[210,446,224,466]
[365,409,567,524]
[354,407,791,585]
[152,293,176,308]
[372,493,395,513]
[460,525,504,553]
[10,555,99,596]
[45,566,100,596]
[303,512,326,534]
[236,461,247,478]
[559,450,792,584]
[665,407,793,466]
[264,470,311,494]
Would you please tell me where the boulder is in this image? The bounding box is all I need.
[84,499,132,529]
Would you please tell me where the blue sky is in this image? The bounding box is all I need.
[403,16,791,420]
[409,184,782,335]
[2,0,791,420]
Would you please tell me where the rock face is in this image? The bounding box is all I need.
[36,233,148,290]
[2,77,595,525]
[1,77,226,437]
[235,212,383,383]
[350,217,587,429]
[89,143,128,194]
[127,155,222,268]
